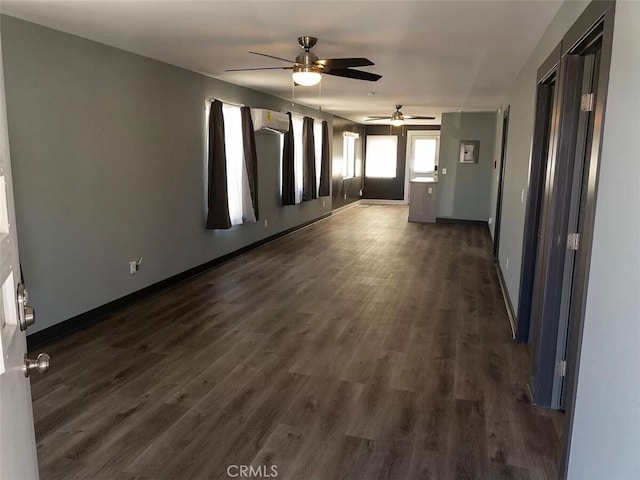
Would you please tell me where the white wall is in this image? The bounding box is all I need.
[566,2,640,478]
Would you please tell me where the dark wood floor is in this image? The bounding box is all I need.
[31,205,563,480]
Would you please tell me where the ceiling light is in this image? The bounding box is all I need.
[391,111,404,127]
[292,65,321,86]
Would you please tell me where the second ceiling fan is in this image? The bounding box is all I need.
[366,105,435,126]
[226,36,382,86]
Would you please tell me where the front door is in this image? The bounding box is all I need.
[0,24,40,480]
[404,131,439,203]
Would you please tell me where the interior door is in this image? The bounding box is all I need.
[0,26,40,480]
[557,42,602,409]
[404,132,439,202]
[529,32,605,409]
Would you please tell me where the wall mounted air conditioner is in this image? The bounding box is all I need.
[251,109,289,134]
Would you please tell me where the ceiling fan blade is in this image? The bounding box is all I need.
[249,51,294,63]
[403,115,436,120]
[225,66,293,72]
[316,58,374,69]
[365,116,392,120]
[324,68,382,82]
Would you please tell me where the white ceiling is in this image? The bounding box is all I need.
[1,0,562,124]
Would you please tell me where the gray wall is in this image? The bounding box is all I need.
[566,1,640,477]
[494,0,589,309]
[437,111,497,221]
[490,0,640,476]
[331,116,364,210]
[1,15,332,334]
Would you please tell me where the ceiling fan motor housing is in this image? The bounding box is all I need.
[295,51,319,67]
[393,106,404,121]
[296,36,320,71]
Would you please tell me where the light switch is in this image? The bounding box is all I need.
[442,168,447,175]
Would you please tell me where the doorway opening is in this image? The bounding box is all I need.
[493,106,510,257]
[518,2,615,417]
[403,130,440,204]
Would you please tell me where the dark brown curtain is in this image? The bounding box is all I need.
[319,120,330,197]
[240,106,259,220]
[302,116,317,201]
[206,100,231,230]
[281,112,296,206]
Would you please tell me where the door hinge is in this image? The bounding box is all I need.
[556,360,567,377]
[581,93,594,112]
[567,232,580,251]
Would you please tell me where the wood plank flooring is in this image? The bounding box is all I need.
[30,205,564,480]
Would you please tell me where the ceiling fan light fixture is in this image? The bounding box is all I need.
[391,110,404,126]
[292,65,321,86]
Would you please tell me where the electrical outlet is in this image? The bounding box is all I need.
[521,189,525,203]
[129,257,143,275]
[442,168,447,175]
[344,193,347,200]
[506,257,510,270]
[488,217,493,225]
[264,219,268,227]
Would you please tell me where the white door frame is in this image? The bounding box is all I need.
[404,130,440,203]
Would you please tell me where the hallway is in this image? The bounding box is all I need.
[31,205,563,479]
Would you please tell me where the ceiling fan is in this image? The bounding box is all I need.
[226,36,382,86]
[365,105,435,126]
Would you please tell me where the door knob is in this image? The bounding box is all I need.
[17,283,36,331]
[24,353,50,377]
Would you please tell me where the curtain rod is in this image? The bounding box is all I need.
[206,99,327,123]
[205,98,245,108]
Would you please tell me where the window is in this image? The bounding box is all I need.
[283,114,323,203]
[412,137,438,173]
[291,114,304,204]
[314,119,323,191]
[343,132,359,178]
[221,103,244,225]
[365,135,398,178]
[205,100,257,230]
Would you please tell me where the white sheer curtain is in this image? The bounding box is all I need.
[314,119,323,193]
[222,103,244,225]
[292,114,304,204]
